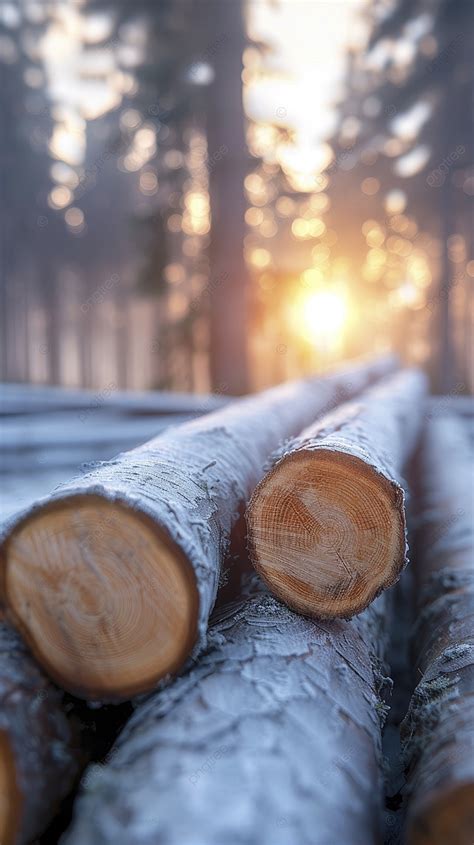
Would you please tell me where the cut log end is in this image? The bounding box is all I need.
[0,731,20,845]
[248,449,405,618]
[1,496,199,700]
[407,782,474,845]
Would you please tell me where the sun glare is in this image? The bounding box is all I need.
[291,288,349,350]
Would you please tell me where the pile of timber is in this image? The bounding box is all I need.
[38,367,425,845]
[0,362,472,845]
[0,355,395,701]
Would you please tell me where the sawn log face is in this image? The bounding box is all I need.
[247,369,427,618]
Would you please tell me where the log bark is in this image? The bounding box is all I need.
[0,356,396,701]
[400,415,474,845]
[0,621,85,845]
[62,575,392,845]
[247,369,427,619]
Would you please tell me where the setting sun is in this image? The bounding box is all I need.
[291,288,349,349]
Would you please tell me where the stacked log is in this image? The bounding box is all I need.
[0,356,396,701]
[247,369,427,619]
[0,621,84,845]
[401,415,474,845]
[62,575,392,845]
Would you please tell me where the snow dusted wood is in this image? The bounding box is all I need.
[401,416,474,845]
[427,394,474,419]
[62,576,391,845]
[247,369,427,619]
[0,382,230,417]
[0,622,84,845]
[0,356,396,701]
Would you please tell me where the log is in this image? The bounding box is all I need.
[401,415,474,845]
[427,394,474,419]
[0,356,396,701]
[0,412,198,453]
[0,413,200,474]
[0,382,230,417]
[62,575,392,845]
[247,369,427,620]
[0,621,84,845]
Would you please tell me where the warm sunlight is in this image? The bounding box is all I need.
[289,287,349,356]
[245,0,369,189]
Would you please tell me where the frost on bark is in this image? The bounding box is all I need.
[0,622,84,845]
[401,415,474,845]
[0,356,396,701]
[62,575,392,845]
[247,369,428,619]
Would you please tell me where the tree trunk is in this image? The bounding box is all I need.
[62,575,392,845]
[247,369,427,619]
[0,356,396,701]
[401,415,474,845]
[40,264,61,386]
[0,621,84,845]
[437,174,455,393]
[206,0,249,395]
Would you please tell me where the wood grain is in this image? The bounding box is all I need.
[247,369,427,618]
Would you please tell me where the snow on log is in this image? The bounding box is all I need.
[247,369,427,620]
[0,382,230,417]
[62,575,392,845]
[401,415,474,845]
[0,356,396,701]
[0,621,85,845]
